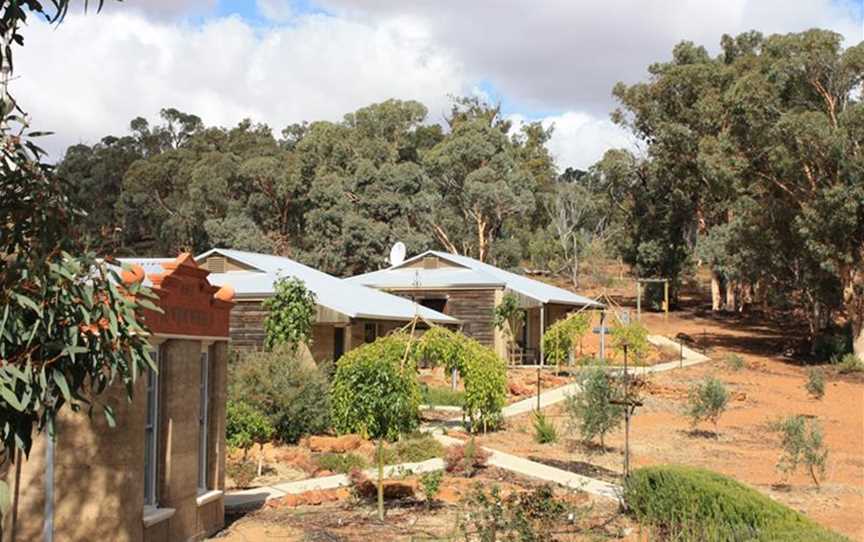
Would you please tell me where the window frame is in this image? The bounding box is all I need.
[144,346,161,508]
[197,348,210,494]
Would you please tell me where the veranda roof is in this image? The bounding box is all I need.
[348,250,603,309]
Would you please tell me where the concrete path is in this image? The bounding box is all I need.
[499,335,710,419]
[434,433,620,501]
[225,458,444,509]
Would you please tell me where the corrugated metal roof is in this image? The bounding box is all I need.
[346,267,506,289]
[350,250,603,308]
[194,248,458,324]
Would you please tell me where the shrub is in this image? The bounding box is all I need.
[227,459,258,489]
[610,320,650,364]
[393,433,445,463]
[812,326,852,363]
[419,470,443,506]
[725,353,745,371]
[806,368,826,399]
[420,384,465,407]
[686,377,729,435]
[833,353,864,374]
[417,327,507,432]
[262,276,316,350]
[543,312,592,368]
[461,484,576,541]
[771,415,829,487]
[230,346,331,444]
[532,411,558,444]
[623,465,845,541]
[444,438,490,477]
[316,452,368,474]
[565,367,624,448]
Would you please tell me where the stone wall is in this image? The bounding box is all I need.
[4,337,229,542]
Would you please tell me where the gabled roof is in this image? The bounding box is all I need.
[193,248,458,324]
[349,250,603,309]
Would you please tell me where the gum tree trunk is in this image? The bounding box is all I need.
[711,271,722,312]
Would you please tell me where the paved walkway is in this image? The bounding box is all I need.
[225,458,445,509]
[501,335,709,419]
[434,433,620,501]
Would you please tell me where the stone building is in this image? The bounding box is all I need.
[7,254,234,542]
[348,251,603,363]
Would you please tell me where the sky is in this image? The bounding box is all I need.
[14,0,864,170]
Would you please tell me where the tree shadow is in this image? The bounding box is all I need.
[681,428,719,439]
[567,439,615,456]
[527,456,620,483]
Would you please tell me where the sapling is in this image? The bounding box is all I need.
[771,415,828,487]
[686,377,729,437]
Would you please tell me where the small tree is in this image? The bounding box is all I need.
[262,276,316,351]
[330,335,421,521]
[419,470,443,508]
[226,400,274,476]
[771,415,828,487]
[565,367,624,449]
[492,293,523,359]
[686,377,729,436]
[805,368,825,400]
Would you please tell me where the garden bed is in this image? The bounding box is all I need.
[226,433,445,491]
[216,466,629,541]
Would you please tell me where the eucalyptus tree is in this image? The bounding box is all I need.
[0,3,155,531]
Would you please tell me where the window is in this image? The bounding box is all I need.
[144,348,160,507]
[419,298,447,313]
[333,327,345,361]
[197,349,210,493]
[363,323,377,344]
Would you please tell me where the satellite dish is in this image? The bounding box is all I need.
[389,242,406,267]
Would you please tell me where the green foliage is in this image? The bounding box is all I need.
[806,369,826,399]
[316,452,368,474]
[725,354,745,371]
[542,312,591,367]
[262,277,316,351]
[226,400,274,455]
[461,484,577,542]
[444,438,490,477]
[605,29,864,350]
[813,326,853,363]
[623,465,845,541]
[0,0,156,463]
[229,346,331,444]
[492,293,524,350]
[330,334,421,440]
[833,353,864,374]
[420,384,465,407]
[392,432,445,463]
[609,320,649,363]
[771,416,829,487]
[532,411,558,444]
[686,377,729,434]
[417,326,507,432]
[565,368,624,448]
[419,470,443,505]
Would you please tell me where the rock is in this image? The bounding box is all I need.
[308,434,364,453]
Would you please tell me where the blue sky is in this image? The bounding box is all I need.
[16,0,864,169]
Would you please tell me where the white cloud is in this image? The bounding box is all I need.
[315,0,863,116]
[10,1,863,171]
[13,11,467,158]
[510,112,635,171]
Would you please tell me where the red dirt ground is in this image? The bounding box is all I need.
[477,305,864,541]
